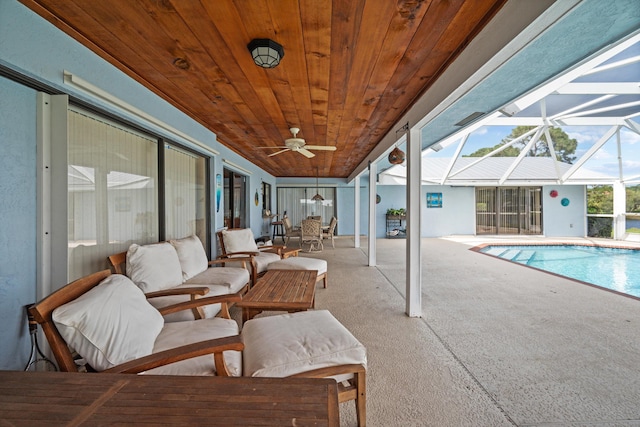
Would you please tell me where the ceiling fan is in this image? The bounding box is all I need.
[258,127,337,158]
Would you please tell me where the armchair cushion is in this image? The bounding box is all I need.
[52,274,164,371]
[146,317,242,376]
[221,229,258,254]
[126,242,184,292]
[242,310,367,378]
[170,235,209,281]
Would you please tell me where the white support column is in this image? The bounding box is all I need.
[368,162,377,266]
[406,127,422,317]
[613,180,626,240]
[354,175,361,248]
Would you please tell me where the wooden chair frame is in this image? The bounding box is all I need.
[28,269,366,426]
[322,216,338,249]
[301,219,324,252]
[282,217,301,246]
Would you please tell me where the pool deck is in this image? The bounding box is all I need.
[293,235,640,426]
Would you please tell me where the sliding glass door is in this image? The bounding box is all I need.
[476,187,542,235]
[67,108,210,281]
[276,187,336,228]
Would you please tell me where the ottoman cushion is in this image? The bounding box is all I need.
[267,257,327,275]
[242,310,366,378]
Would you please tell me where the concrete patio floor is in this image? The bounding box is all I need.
[283,236,640,427]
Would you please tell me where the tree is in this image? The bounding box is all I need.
[587,185,613,214]
[465,126,578,164]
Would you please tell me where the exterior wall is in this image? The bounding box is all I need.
[422,186,476,237]
[542,185,586,237]
[0,76,37,369]
[0,1,275,369]
[376,183,586,238]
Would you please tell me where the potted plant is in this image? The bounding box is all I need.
[386,208,406,219]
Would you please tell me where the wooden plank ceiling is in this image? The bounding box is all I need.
[21,0,507,178]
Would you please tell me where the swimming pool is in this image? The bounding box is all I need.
[478,244,640,299]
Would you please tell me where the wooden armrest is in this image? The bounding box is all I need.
[289,363,366,379]
[208,257,253,269]
[103,335,244,374]
[158,293,243,316]
[145,287,209,299]
[219,251,259,258]
[260,244,287,250]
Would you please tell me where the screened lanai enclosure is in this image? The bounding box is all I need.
[379,33,640,240]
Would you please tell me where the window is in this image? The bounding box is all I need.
[277,187,336,227]
[164,143,207,242]
[66,108,209,281]
[223,169,246,229]
[262,181,272,213]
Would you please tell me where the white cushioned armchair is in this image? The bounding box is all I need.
[216,228,286,286]
[29,270,367,426]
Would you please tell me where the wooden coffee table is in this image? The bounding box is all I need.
[237,269,317,323]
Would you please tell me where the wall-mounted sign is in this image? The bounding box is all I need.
[426,192,442,208]
[215,174,222,213]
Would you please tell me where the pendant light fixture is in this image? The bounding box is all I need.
[311,167,324,202]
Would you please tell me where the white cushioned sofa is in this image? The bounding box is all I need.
[109,235,250,321]
[29,269,367,426]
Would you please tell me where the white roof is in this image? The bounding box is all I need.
[379,157,612,186]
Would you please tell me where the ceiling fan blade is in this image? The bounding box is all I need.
[304,145,337,151]
[297,148,315,158]
[268,148,291,157]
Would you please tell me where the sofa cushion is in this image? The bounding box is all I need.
[170,235,209,281]
[52,274,164,371]
[146,317,242,377]
[185,267,249,294]
[242,310,367,378]
[222,229,258,254]
[126,242,184,292]
[267,257,327,275]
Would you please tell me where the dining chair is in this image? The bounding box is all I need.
[301,219,323,252]
[322,216,338,249]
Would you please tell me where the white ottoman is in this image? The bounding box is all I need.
[267,256,328,288]
[241,310,367,424]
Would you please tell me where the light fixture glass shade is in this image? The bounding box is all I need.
[247,39,284,68]
[388,146,405,164]
[312,167,324,201]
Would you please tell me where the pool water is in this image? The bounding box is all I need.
[480,245,640,298]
